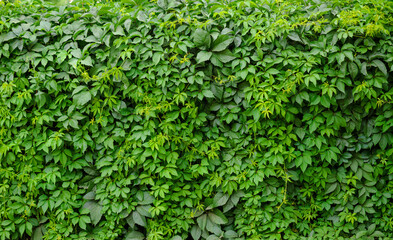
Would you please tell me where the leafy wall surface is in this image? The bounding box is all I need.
[1,0,393,239]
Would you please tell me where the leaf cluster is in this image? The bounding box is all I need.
[1,0,393,239]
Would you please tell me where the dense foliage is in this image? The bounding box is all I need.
[1,0,393,239]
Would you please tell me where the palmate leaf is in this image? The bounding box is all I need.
[2,0,393,239]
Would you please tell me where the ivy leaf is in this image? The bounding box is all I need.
[132,211,146,227]
[32,226,43,240]
[196,51,212,64]
[348,62,358,79]
[197,214,207,230]
[114,26,125,36]
[191,225,201,240]
[193,29,210,47]
[83,201,103,225]
[73,91,91,106]
[325,183,338,194]
[202,90,214,98]
[157,0,168,9]
[136,205,152,218]
[208,210,228,225]
[206,235,220,240]
[214,49,236,63]
[125,231,144,240]
[372,59,387,76]
[288,32,302,43]
[35,91,46,109]
[81,56,93,66]
[211,192,229,208]
[71,48,82,59]
[224,230,238,238]
[152,52,162,65]
[211,35,233,52]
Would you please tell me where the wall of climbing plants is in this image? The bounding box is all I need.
[1,0,393,239]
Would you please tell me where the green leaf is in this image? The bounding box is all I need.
[196,51,212,64]
[71,48,82,59]
[157,0,168,9]
[325,183,337,194]
[73,91,91,106]
[91,25,104,39]
[361,62,368,76]
[114,26,125,36]
[40,21,51,32]
[32,226,43,240]
[372,59,387,76]
[202,90,214,98]
[206,236,220,240]
[35,91,46,109]
[137,11,148,22]
[208,210,228,225]
[152,52,162,65]
[348,62,358,79]
[288,32,302,43]
[0,32,16,42]
[132,211,146,227]
[81,56,93,66]
[191,225,201,240]
[125,231,144,240]
[371,231,385,237]
[214,49,235,63]
[224,230,238,238]
[136,205,152,218]
[197,214,207,230]
[355,231,368,239]
[211,35,233,52]
[193,29,210,47]
[211,192,229,208]
[124,19,132,32]
[295,128,306,140]
[83,201,103,225]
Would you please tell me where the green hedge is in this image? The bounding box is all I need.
[1,0,393,239]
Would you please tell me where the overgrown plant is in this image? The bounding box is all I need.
[1,0,393,239]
